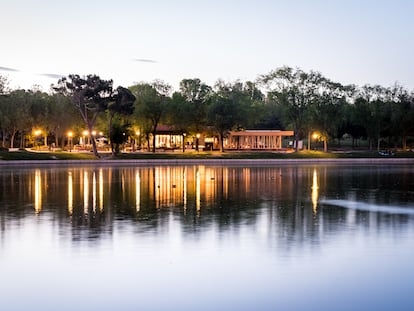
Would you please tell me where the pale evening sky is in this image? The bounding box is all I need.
[1,0,413,92]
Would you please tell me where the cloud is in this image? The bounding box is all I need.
[0,66,19,72]
[39,73,65,79]
[133,58,158,63]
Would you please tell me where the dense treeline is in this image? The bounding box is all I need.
[1,66,414,155]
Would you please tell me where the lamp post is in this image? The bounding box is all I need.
[312,132,319,150]
[135,131,140,151]
[196,133,200,152]
[67,131,73,152]
[82,130,89,149]
[182,133,186,152]
[34,129,42,150]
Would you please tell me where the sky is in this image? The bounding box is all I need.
[1,0,414,92]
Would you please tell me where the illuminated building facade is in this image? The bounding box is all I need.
[225,130,294,150]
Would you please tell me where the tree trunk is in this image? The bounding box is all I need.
[219,132,224,152]
[323,139,327,153]
[152,131,156,153]
[87,123,99,158]
[307,131,311,150]
[146,136,151,152]
[20,132,25,148]
[1,129,5,147]
[10,130,17,149]
[402,135,407,150]
[108,112,115,156]
[182,134,186,152]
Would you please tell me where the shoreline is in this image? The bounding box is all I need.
[1,158,414,166]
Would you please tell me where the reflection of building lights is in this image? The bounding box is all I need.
[136,170,140,212]
[311,169,319,214]
[34,169,42,214]
[196,167,201,212]
[68,171,73,215]
[183,168,187,211]
[99,169,104,212]
[84,171,89,213]
[92,171,97,213]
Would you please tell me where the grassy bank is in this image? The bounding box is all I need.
[1,149,414,161]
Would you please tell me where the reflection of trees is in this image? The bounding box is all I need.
[0,165,413,249]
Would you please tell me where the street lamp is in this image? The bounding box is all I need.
[67,131,73,152]
[182,132,186,152]
[312,132,319,150]
[196,133,200,152]
[82,130,89,148]
[34,129,42,150]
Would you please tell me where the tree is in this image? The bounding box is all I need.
[108,86,135,155]
[259,67,323,152]
[130,81,171,152]
[54,74,113,157]
[47,93,82,149]
[110,118,130,155]
[207,81,253,152]
[0,89,32,148]
[167,92,192,152]
[178,78,212,150]
[309,81,350,152]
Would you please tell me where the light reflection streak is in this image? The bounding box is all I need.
[311,169,319,214]
[92,171,96,213]
[183,168,187,212]
[136,170,140,212]
[68,171,73,215]
[84,171,89,214]
[196,167,200,212]
[99,169,104,212]
[34,169,42,214]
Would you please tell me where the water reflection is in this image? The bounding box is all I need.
[0,164,413,245]
[34,169,42,214]
[312,168,319,214]
[135,170,140,212]
[1,164,414,311]
[68,171,73,214]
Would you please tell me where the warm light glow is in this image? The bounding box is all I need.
[67,131,73,138]
[183,168,187,211]
[68,171,73,215]
[196,133,200,139]
[83,130,89,136]
[99,169,104,212]
[92,131,97,136]
[196,167,201,212]
[99,132,103,136]
[135,170,140,212]
[84,171,89,213]
[312,132,319,139]
[34,169,42,214]
[92,171,97,213]
[34,129,42,136]
[135,131,140,136]
[311,169,319,214]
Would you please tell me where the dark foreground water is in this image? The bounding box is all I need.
[1,163,414,311]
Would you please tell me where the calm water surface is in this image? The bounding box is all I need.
[1,163,414,311]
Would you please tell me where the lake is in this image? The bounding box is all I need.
[1,162,414,311]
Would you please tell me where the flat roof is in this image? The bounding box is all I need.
[229,130,294,136]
